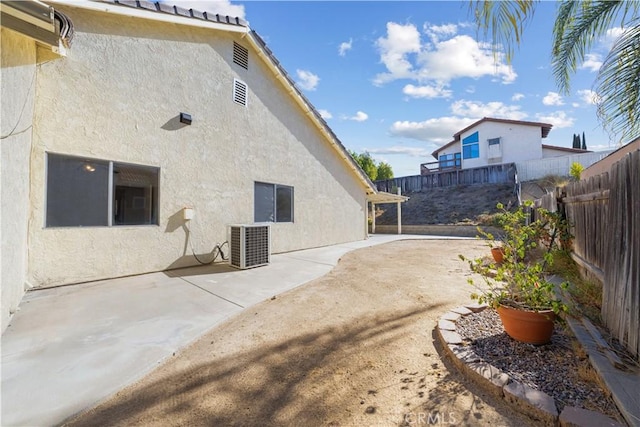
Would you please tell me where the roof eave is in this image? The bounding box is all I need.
[46,0,249,33]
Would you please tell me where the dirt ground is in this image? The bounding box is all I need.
[375,184,517,226]
[67,240,536,427]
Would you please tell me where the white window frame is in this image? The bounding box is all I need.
[254,181,294,223]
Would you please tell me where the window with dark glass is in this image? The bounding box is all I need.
[254,182,294,223]
[46,153,159,227]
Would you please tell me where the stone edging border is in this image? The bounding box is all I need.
[436,304,625,427]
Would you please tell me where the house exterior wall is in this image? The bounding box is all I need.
[1,28,36,331]
[582,138,640,180]
[542,147,577,158]
[27,6,368,287]
[459,121,543,169]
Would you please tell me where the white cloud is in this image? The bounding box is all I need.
[512,93,525,101]
[402,84,452,99]
[373,22,421,85]
[542,92,564,106]
[367,146,432,157]
[343,111,369,122]
[577,89,599,105]
[388,98,527,143]
[373,21,517,89]
[601,27,627,49]
[338,38,353,56]
[587,143,615,152]
[423,22,458,42]
[535,111,574,128]
[580,53,602,72]
[450,100,527,120]
[389,116,476,143]
[168,1,245,18]
[296,69,320,91]
[416,35,517,84]
[318,109,333,119]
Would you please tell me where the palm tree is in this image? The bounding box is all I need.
[471,1,640,142]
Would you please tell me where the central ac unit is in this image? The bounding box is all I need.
[228,224,271,269]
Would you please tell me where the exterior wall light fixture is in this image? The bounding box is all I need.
[179,112,192,125]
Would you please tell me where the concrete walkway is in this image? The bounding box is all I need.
[1,234,461,427]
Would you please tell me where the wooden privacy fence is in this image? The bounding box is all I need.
[538,150,639,359]
[376,163,516,193]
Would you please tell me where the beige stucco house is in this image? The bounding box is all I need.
[1,0,398,332]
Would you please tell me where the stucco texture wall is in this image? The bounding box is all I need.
[28,7,368,287]
[1,28,36,330]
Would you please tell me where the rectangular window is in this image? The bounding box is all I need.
[438,152,461,169]
[46,153,159,227]
[462,131,480,159]
[487,137,502,160]
[254,182,294,223]
[113,163,158,225]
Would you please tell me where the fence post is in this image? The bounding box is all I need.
[396,187,402,235]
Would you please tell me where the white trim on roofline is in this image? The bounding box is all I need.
[46,0,249,34]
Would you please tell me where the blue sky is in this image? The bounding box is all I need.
[175,1,623,177]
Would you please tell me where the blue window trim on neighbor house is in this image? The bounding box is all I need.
[462,131,480,159]
[439,152,461,169]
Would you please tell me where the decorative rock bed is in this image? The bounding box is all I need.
[436,304,625,427]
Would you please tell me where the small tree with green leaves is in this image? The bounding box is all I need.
[376,161,394,180]
[349,151,395,181]
[459,201,569,315]
[570,162,584,181]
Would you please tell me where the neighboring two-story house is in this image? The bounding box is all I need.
[430,117,588,172]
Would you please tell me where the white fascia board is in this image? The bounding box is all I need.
[46,0,248,34]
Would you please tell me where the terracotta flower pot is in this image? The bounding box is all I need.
[497,305,555,345]
[491,247,505,263]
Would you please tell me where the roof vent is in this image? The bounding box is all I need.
[233,42,248,69]
[233,79,247,106]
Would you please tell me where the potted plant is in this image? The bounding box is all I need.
[460,201,568,344]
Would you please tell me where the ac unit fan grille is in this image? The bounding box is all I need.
[230,226,241,267]
[229,224,270,269]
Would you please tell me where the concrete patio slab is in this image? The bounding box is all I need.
[1,235,456,426]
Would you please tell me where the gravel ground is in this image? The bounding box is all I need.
[456,309,624,422]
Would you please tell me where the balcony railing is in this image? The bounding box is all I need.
[420,161,461,176]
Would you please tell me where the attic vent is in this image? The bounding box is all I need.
[233,42,249,69]
[233,79,247,106]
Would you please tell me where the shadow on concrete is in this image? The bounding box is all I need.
[64,306,441,427]
[162,259,236,277]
